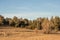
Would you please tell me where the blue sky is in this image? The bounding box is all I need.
[0,0,60,20]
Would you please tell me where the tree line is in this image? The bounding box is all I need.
[0,15,60,33]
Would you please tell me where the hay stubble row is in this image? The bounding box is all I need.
[0,27,60,40]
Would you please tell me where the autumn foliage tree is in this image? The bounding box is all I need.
[0,15,4,26]
[0,15,60,34]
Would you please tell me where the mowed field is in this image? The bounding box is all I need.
[0,27,60,40]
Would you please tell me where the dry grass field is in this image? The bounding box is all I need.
[0,27,60,40]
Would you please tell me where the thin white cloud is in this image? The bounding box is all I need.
[16,7,30,9]
[15,7,31,10]
[0,12,56,20]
